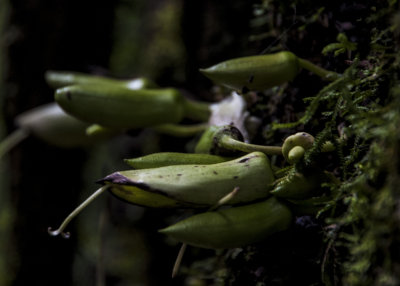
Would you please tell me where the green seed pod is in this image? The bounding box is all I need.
[200,51,300,91]
[125,152,233,169]
[45,70,158,90]
[55,85,185,129]
[15,103,110,148]
[194,125,244,156]
[270,172,321,200]
[159,197,292,249]
[99,152,275,207]
[282,132,315,163]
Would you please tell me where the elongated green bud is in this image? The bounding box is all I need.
[282,132,315,163]
[55,85,185,129]
[15,103,110,147]
[125,152,232,169]
[45,70,158,89]
[99,152,274,207]
[200,51,300,91]
[159,197,292,249]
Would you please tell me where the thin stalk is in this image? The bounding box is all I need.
[0,128,30,160]
[183,98,211,122]
[152,123,208,137]
[218,135,282,155]
[298,58,341,81]
[172,243,187,278]
[48,186,109,238]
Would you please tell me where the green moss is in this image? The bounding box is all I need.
[222,1,400,285]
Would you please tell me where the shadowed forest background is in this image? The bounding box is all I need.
[0,1,399,285]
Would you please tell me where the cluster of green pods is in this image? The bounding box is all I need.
[3,53,339,251]
[48,125,334,249]
[107,128,333,249]
[0,71,210,157]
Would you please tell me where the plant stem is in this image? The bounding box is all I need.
[218,135,282,155]
[298,58,341,81]
[48,186,109,238]
[0,128,30,160]
[172,243,187,278]
[183,98,211,122]
[152,123,208,137]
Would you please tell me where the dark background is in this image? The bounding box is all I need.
[0,1,255,285]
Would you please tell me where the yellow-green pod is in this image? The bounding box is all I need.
[282,132,315,163]
[99,152,274,207]
[200,51,300,91]
[124,152,233,169]
[159,197,292,249]
[15,103,111,148]
[45,70,158,90]
[194,125,244,156]
[106,183,190,208]
[55,85,185,129]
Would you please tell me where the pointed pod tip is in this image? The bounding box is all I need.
[199,67,212,76]
[158,224,179,235]
[96,172,138,187]
[96,172,125,184]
